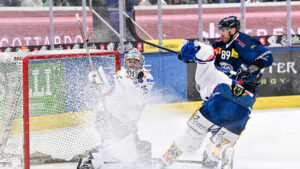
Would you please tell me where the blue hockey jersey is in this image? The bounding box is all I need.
[200,83,254,135]
[212,32,273,94]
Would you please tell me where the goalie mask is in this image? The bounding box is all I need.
[124,48,145,79]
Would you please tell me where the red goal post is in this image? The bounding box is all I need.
[0,49,121,169]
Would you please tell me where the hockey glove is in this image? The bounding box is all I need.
[236,69,250,82]
[137,71,144,83]
[88,71,104,89]
[179,41,198,63]
[178,53,192,63]
[236,64,262,85]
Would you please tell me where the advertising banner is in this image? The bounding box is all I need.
[134,3,300,40]
[143,39,184,53]
[0,9,93,48]
[28,61,66,116]
[258,48,300,96]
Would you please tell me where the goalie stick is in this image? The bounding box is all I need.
[75,13,138,142]
[101,158,202,165]
[75,13,107,85]
[125,17,237,76]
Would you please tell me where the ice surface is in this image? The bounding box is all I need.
[31,107,300,169]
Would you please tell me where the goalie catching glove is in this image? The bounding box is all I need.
[88,66,111,95]
[88,71,102,87]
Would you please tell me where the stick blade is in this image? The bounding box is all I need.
[126,17,143,42]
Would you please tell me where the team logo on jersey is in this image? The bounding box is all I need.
[250,45,256,49]
[231,48,239,58]
[146,79,154,83]
[219,62,233,71]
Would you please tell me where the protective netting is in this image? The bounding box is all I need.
[0,49,120,167]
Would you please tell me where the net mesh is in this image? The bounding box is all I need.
[0,49,120,166]
[0,53,24,160]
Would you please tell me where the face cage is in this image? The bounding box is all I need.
[126,68,141,79]
[125,59,143,79]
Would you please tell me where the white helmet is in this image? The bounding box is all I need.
[124,48,145,79]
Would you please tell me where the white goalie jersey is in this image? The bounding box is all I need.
[104,67,154,124]
[114,68,154,96]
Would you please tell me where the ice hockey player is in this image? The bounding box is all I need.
[78,48,154,169]
[154,41,267,169]
[214,16,273,96]
[200,16,273,168]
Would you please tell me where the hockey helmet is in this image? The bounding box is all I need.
[124,48,145,78]
[218,16,240,31]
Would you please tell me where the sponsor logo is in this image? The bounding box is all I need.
[143,39,184,53]
[219,62,233,71]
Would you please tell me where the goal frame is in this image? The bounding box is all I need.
[18,51,121,169]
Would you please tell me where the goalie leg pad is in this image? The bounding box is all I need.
[221,144,234,169]
[187,109,214,135]
[135,139,152,168]
[175,110,213,153]
[161,111,212,166]
[210,127,240,146]
[202,127,239,169]
[207,127,239,161]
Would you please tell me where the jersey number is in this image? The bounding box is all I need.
[221,50,231,60]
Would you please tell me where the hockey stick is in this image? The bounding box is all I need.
[122,12,153,40]
[75,13,137,133]
[126,17,177,54]
[75,13,106,85]
[125,17,237,75]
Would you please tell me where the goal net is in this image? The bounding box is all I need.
[0,49,121,169]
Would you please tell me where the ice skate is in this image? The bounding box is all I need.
[201,151,219,168]
[151,158,168,169]
[77,155,93,169]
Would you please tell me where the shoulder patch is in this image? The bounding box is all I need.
[215,47,222,55]
[231,48,239,58]
[236,39,246,47]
